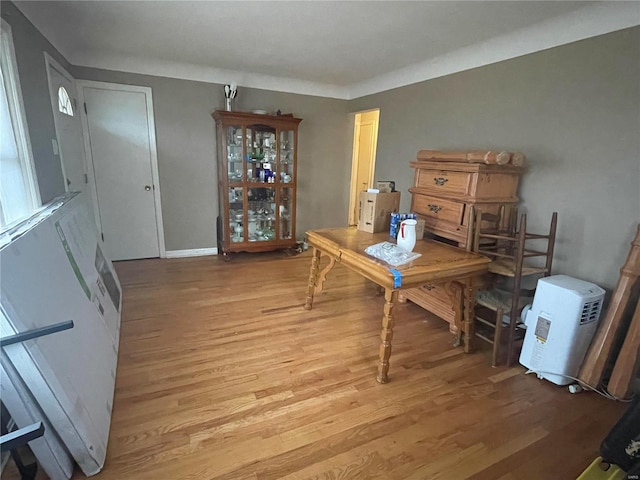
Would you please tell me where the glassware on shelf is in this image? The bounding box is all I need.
[279,130,295,184]
[232,222,244,242]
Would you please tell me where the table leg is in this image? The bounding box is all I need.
[444,281,463,346]
[377,289,398,384]
[463,282,478,353]
[304,247,321,310]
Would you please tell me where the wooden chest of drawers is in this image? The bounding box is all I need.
[402,158,524,330]
[409,161,523,247]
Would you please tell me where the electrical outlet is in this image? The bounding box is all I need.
[51,138,59,155]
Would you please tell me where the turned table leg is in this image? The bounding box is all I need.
[377,289,399,384]
[304,247,321,310]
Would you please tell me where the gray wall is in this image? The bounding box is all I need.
[350,27,640,290]
[70,67,351,251]
[1,1,67,202]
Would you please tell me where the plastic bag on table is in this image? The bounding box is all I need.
[364,241,421,267]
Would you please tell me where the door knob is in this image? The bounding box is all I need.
[145,185,151,191]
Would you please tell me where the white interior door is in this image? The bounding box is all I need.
[79,82,164,261]
[45,53,86,193]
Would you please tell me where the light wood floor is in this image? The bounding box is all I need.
[7,251,628,479]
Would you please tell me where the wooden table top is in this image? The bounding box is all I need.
[306,228,491,290]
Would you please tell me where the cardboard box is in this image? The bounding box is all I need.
[416,218,425,239]
[358,191,400,233]
[0,192,122,475]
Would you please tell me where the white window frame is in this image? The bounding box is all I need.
[0,18,41,231]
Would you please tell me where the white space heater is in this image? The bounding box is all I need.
[519,275,605,386]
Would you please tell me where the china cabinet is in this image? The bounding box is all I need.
[212,110,302,257]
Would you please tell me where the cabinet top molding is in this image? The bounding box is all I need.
[410,160,524,174]
[212,110,302,126]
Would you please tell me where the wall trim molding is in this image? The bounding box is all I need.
[165,248,218,258]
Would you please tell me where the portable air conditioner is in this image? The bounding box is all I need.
[519,275,605,386]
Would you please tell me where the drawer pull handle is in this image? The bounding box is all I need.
[433,177,448,186]
[428,204,442,213]
[422,284,435,291]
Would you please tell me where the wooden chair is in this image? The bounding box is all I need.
[470,207,558,366]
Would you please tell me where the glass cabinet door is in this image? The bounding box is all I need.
[247,187,276,242]
[229,187,244,242]
[246,125,277,184]
[226,125,243,182]
[279,129,295,184]
[279,187,293,240]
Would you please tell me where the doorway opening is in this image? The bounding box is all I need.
[347,109,380,226]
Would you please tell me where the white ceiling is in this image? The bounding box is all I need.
[14,1,640,99]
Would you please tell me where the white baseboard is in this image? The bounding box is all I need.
[164,248,218,258]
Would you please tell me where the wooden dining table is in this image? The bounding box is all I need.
[304,228,491,383]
